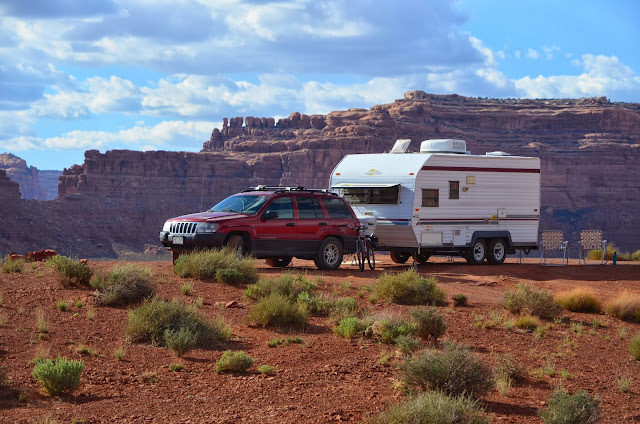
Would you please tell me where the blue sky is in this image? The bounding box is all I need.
[1,0,639,170]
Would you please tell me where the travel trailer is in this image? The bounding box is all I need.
[329,139,541,265]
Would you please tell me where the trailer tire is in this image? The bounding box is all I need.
[465,240,486,265]
[487,239,507,265]
[413,252,430,265]
[265,257,292,268]
[314,237,343,270]
[390,251,411,264]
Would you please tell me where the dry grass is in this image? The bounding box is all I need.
[605,292,640,322]
[555,288,602,313]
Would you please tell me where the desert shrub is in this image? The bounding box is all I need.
[395,335,422,355]
[586,242,617,261]
[369,391,488,424]
[32,356,84,396]
[173,248,257,284]
[372,270,446,305]
[257,364,276,375]
[514,314,541,331]
[538,388,600,424]
[296,290,330,315]
[632,250,640,262]
[410,307,447,342]
[92,264,156,306]
[328,297,359,322]
[401,342,494,398]
[555,288,602,313]
[126,298,231,348]
[45,255,93,286]
[630,333,640,360]
[245,273,316,301]
[605,292,640,322]
[501,283,561,318]
[164,327,199,357]
[216,350,253,373]
[452,293,468,307]
[245,293,309,329]
[366,317,417,344]
[2,256,25,274]
[494,354,526,383]
[334,317,367,338]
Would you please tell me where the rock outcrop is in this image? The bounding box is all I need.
[3,91,640,258]
[0,169,20,201]
[0,153,60,200]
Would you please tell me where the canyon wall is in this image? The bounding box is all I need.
[0,153,60,200]
[2,92,639,258]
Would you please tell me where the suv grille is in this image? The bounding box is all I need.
[170,222,198,235]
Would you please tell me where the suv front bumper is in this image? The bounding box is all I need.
[159,231,227,251]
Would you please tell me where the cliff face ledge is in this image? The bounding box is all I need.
[0,153,60,200]
[5,91,640,258]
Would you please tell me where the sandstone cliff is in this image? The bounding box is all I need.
[3,92,639,258]
[0,169,20,202]
[0,153,60,200]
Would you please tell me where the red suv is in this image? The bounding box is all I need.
[159,186,360,270]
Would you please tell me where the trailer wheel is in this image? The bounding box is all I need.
[487,239,507,265]
[390,251,411,264]
[265,257,292,268]
[314,237,343,270]
[465,240,486,265]
[413,252,430,265]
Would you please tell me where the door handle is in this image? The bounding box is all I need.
[286,223,296,227]
[318,222,327,226]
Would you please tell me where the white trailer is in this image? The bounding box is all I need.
[329,139,540,265]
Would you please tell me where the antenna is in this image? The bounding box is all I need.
[390,139,411,153]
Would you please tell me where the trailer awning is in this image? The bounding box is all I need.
[331,183,400,189]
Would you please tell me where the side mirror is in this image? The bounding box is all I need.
[262,211,278,220]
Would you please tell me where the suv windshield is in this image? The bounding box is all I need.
[209,194,269,215]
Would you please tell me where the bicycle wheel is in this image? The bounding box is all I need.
[355,239,365,272]
[366,239,376,270]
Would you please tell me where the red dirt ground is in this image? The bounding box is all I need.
[1,256,640,423]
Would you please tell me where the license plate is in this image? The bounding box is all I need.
[173,236,184,245]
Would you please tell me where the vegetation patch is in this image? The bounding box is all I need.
[369,390,488,424]
[92,264,156,306]
[629,333,640,360]
[410,307,447,342]
[555,288,602,313]
[334,317,368,338]
[126,298,231,349]
[2,256,25,274]
[46,255,93,287]
[514,314,541,331]
[245,293,309,329]
[605,292,640,322]
[365,316,416,344]
[401,342,494,398]
[372,270,446,305]
[452,293,468,307]
[216,350,254,373]
[32,356,84,396]
[538,388,600,424]
[501,283,561,318]
[245,273,317,301]
[173,248,257,284]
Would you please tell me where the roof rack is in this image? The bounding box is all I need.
[243,185,338,195]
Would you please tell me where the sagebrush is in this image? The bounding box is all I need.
[538,388,600,424]
[216,350,254,373]
[173,248,257,283]
[92,264,156,306]
[46,255,93,286]
[410,307,447,342]
[501,283,561,318]
[372,270,446,305]
[245,293,309,329]
[32,356,84,396]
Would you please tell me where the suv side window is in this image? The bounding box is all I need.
[264,196,293,219]
[322,197,354,219]
[297,197,325,219]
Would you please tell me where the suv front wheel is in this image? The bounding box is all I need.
[314,237,343,270]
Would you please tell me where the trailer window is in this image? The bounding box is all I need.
[449,181,459,199]
[421,189,439,207]
[342,186,399,205]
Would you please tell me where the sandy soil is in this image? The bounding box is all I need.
[1,255,640,423]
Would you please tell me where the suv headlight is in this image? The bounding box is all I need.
[162,221,171,232]
[197,222,220,233]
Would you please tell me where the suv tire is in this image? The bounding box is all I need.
[314,237,343,270]
[265,257,292,268]
[227,235,245,258]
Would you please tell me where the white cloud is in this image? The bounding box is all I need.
[527,49,540,60]
[514,54,640,100]
[543,46,560,60]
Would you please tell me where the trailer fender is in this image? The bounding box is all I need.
[468,232,513,249]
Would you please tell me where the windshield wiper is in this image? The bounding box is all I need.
[220,208,239,213]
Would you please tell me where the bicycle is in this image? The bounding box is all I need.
[352,224,376,271]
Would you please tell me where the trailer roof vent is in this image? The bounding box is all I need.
[420,139,467,154]
[486,151,511,156]
[390,139,411,153]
